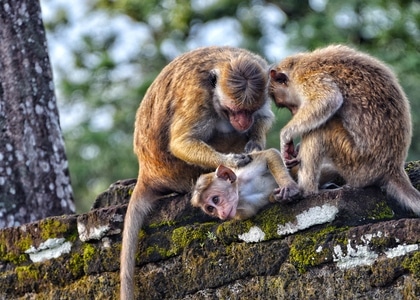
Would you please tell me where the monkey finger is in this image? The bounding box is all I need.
[235,154,253,167]
[226,153,253,168]
[285,157,300,169]
[274,185,301,203]
[244,140,263,153]
[273,187,293,203]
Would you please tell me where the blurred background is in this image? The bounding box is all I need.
[39,0,420,212]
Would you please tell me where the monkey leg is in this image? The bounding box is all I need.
[319,118,380,189]
[296,132,325,196]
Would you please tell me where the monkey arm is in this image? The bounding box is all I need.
[170,133,251,169]
[280,81,343,157]
[254,148,300,201]
[260,149,294,186]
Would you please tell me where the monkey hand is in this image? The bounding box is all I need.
[225,153,253,168]
[282,140,300,169]
[244,140,263,153]
[272,184,301,203]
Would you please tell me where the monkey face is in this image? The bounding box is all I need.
[213,86,257,133]
[269,69,299,115]
[202,180,239,220]
[225,106,255,132]
[193,165,240,220]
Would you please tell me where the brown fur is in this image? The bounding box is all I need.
[269,44,420,214]
[121,46,274,299]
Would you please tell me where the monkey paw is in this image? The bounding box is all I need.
[226,153,253,168]
[273,185,301,203]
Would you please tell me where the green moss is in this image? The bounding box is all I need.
[145,244,170,258]
[68,252,84,277]
[39,218,70,240]
[83,244,96,261]
[148,220,177,229]
[254,205,296,240]
[403,251,420,278]
[1,251,27,265]
[67,244,97,277]
[16,234,33,251]
[367,200,394,220]
[16,265,40,281]
[289,226,346,273]
[170,223,214,255]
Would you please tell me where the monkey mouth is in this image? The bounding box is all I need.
[227,205,237,219]
[228,110,254,132]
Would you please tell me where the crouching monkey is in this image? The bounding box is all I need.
[120,46,274,299]
[269,44,420,214]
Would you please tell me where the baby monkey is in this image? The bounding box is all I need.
[269,44,420,214]
[191,148,300,220]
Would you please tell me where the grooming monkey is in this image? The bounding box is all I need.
[269,44,420,214]
[191,148,300,220]
[120,46,274,299]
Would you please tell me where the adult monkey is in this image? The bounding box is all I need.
[269,44,420,214]
[120,46,274,299]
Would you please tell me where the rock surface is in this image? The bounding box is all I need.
[0,162,419,299]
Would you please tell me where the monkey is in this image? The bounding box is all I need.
[120,46,274,299]
[191,148,301,220]
[269,44,420,215]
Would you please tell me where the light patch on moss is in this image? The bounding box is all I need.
[277,204,339,236]
[252,205,295,240]
[25,238,72,263]
[238,226,265,243]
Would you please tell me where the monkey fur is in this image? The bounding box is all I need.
[269,44,420,214]
[120,46,274,299]
[191,148,300,220]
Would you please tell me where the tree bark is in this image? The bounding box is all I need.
[0,0,75,228]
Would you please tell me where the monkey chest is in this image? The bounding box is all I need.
[238,170,277,203]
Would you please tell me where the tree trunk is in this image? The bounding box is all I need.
[0,0,75,228]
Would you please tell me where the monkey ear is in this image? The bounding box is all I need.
[270,69,288,85]
[215,165,237,183]
[209,69,220,88]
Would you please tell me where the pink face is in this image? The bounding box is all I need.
[226,106,254,132]
[201,179,239,220]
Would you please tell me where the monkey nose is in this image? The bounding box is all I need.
[230,112,253,132]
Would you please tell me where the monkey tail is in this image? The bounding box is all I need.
[385,169,420,216]
[120,186,153,300]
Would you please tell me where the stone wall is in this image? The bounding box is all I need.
[1,162,419,299]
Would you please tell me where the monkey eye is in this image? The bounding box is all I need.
[274,72,288,85]
[206,205,215,214]
[212,196,220,205]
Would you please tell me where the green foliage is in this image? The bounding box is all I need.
[42,0,420,212]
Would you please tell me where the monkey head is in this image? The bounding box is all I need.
[211,55,268,132]
[191,165,240,220]
[269,68,300,115]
